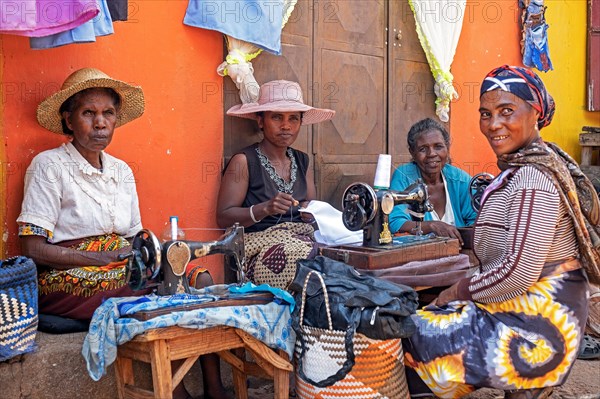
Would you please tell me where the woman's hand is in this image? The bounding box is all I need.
[20,235,128,270]
[110,245,135,263]
[424,221,464,246]
[429,283,460,307]
[265,192,296,215]
[300,211,315,224]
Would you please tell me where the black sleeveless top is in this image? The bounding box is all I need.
[237,143,310,232]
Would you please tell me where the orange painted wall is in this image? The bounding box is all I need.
[0,2,225,280]
[450,1,522,177]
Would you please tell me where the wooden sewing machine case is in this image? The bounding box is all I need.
[320,236,461,270]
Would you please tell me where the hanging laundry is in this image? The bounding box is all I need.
[106,0,127,22]
[520,0,553,72]
[29,0,113,49]
[0,0,99,37]
[183,0,285,55]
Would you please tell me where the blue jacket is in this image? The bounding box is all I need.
[388,162,477,233]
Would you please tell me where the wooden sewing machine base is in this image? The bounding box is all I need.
[115,325,292,399]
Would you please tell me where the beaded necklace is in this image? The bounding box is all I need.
[255,145,297,194]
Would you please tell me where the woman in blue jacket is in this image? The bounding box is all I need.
[389,118,477,245]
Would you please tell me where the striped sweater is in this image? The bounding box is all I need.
[456,165,579,303]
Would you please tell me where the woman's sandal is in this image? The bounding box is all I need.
[578,334,600,360]
[504,387,553,399]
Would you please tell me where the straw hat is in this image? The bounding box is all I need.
[37,68,145,134]
[227,80,335,125]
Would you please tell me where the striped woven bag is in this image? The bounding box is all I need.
[294,270,409,399]
[0,256,38,362]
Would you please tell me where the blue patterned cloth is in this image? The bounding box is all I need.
[82,284,295,381]
[183,0,285,55]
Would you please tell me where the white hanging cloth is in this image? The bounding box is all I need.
[408,0,466,122]
[217,0,298,104]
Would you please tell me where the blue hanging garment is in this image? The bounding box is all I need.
[183,0,285,55]
[29,0,114,49]
[521,0,553,72]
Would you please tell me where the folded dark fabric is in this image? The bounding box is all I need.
[107,0,128,21]
[38,314,90,334]
[290,255,419,340]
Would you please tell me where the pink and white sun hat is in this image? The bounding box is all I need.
[226,80,335,125]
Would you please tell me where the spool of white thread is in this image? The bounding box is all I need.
[373,154,392,190]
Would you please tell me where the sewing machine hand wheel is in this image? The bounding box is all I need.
[342,182,378,231]
[469,173,494,211]
[125,229,162,290]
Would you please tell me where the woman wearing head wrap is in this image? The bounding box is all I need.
[402,65,594,399]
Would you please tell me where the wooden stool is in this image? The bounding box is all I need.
[579,126,600,166]
[115,325,292,399]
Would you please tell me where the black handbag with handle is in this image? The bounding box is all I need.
[289,255,418,341]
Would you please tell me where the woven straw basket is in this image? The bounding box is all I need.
[0,257,38,362]
[294,271,409,399]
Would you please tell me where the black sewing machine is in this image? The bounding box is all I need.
[341,180,433,247]
[121,224,245,295]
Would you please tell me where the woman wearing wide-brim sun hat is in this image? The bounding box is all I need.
[21,68,231,399]
[36,67,145,135]
[18,67,149,324]
[217,80,335,291]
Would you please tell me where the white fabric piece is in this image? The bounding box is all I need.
[300,200,362,246]
[409,0,466,122]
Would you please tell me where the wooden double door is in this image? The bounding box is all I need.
[223,0,437,209]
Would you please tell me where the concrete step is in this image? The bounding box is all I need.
[0,332,117,399]
[0,332,239,399]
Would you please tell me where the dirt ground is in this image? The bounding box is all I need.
[245,359,600,399]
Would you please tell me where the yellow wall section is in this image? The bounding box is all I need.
[542,1,600,157]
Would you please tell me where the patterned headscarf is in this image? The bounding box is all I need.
[480,65,555,129]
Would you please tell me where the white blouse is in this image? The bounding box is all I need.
[17,142,142,243]
[428,173,456,226]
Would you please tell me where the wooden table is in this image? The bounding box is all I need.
[115,325,292,399]
[579,127,600,166]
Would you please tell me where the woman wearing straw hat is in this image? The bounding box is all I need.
[217,80,334,290]
[18,68,230,399]
[18,67,149,322]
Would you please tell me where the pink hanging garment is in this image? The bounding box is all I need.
[0,0,99,37]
